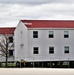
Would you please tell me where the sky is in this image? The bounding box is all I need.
[0,0,74,27]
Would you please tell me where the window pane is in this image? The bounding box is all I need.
[33,31,38,38]
[33,31,38,34]
[64,31,69,35]
[9,50,14,56]
[9,37,13,43]
[33,35,38,38]
[65,47,69,50]
[33,47,39,54]
[64,31,69,38]
[49,47,54,54]
[50,47,54,50]
[49,31,53,34]
[49,31,54,38]
[49,35,53,38]
[64,46,69,53]
[64,35,69,38]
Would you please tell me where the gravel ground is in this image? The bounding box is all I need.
[0,68,74,75]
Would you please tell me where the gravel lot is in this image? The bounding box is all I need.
[0,68,74,75]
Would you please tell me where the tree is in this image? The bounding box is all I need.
[0,34,14,67]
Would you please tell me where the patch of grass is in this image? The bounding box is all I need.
[1,62,16,67]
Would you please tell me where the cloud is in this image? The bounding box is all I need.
[0,2,74,27]
[0,0,74,5]
[8,3,74,19]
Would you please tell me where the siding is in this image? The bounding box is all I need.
[28,29,74,61]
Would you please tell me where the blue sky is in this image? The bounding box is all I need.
[0,0,74,27]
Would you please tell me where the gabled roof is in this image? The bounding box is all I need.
[21,20,74,28]
[0,27,15,34]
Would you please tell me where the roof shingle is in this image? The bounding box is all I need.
[0,27,15,34]
[21,20,74,28]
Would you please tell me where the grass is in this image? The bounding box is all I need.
[1,62,16,67]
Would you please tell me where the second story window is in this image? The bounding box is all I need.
[33,47,39,54]
[49,31,54,38]
[33,31,38,38]
[64,46,69,53]
[64,31,69,38]
[9,37,13,43]
[49,47,54,54]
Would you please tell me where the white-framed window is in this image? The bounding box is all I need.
[33,47,39,54]
[49,47,54,54]
[33,31,38,38]
[64,31,69,38]
[64,46,69,53]
[49,31,54,38]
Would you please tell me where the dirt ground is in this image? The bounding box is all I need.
[0,68,74,75]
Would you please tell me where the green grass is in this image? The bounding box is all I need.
[1,62,16,67]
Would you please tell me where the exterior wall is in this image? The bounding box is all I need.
[28,28,74,61]
[14,21,74,62]
[14,22,28,61]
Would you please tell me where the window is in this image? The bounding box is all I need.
[33,31,38,38]
[9,50,14,56]
[9,37,13,43]
[64,31,69,38]
[64,46,69,53]
[49,47,54,54]
[49,31,54,38]
[33,47,39,54]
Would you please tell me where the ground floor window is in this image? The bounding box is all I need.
[33,47,39,54]
[64,46,69,53]
[9,50,14,56]
[49,47,54,54]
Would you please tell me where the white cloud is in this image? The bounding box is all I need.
[0,0,74,5]
[0,3,74,27]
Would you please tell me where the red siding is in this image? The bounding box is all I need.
[0,27,15,34]
[21,20,74,28]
